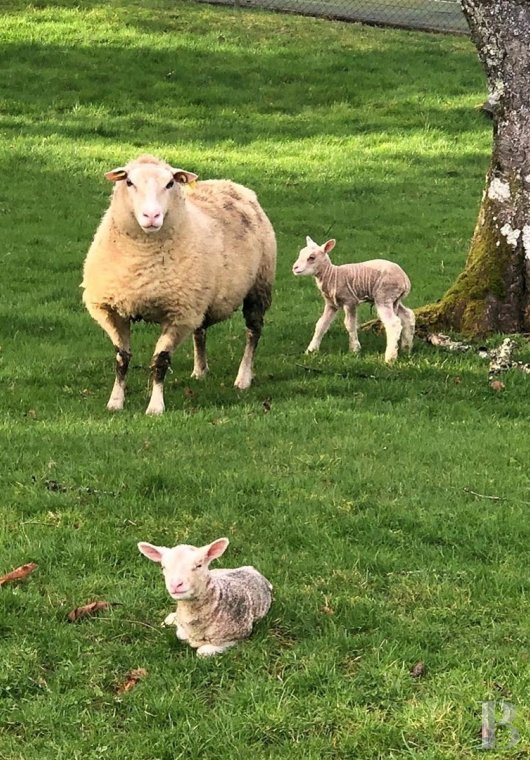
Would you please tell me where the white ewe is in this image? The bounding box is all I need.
[138,537,272,657]
[82,154,276,414]
[292,237,414,362]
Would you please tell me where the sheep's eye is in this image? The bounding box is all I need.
[308,254,315,262]
[166,180,175,190]
[193,563,203,570]
[126,179,134,188]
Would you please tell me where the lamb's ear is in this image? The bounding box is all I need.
[306,235,316,247]
[138,542,167,563]
[323,239,336,254]
[171,168,199,185]
[204,537,230,563]
[105,167,128,182]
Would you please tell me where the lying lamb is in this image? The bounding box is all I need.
[82,154,276,415]
[138,537,272,657]
[292,237,414,362]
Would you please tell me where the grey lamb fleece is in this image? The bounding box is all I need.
[315,256,411,307]
[176,567,272,649]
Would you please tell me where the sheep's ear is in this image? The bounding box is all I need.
[138,542,167,563]
[105,167,128,182]
[204,537,230,563]
[306,235,316,247]
[171,168,199,185]
[323,239,336,254]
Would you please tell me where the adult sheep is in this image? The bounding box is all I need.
[82,154,277,415]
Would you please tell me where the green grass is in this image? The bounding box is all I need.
[1,1,530,758]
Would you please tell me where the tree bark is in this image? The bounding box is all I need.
[417,0,530,336]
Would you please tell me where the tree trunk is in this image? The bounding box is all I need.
[417,0,530,336]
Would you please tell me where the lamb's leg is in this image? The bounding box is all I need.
[376,303,403,364]
[343,304,361,353]
[85,305,131,411]
[191,327,208,379]
[234,287,269,390]
[146,323,193,415]
[396,302,415,353]
[197,642,237,657]
[306,301,337,353]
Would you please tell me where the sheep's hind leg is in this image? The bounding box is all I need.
[376,302,402,364]
[306,302,337,353]
[146,323,192,415]
[191,327,209,379]
[397,302,415,353]
[234,288,268,390]
[343,304,361,353]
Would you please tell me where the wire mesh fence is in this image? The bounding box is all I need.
[199,0,468,34]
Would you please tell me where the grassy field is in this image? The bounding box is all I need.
[1,1,530,758]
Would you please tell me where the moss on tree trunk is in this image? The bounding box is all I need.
[417,0,530,337]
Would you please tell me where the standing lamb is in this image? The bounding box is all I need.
[292,237,414,362]
[82,154,276,415]
[138,537,273,657]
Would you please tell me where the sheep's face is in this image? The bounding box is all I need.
[138,538,229,601]
[105,158,198,234]
[292,237,336,276]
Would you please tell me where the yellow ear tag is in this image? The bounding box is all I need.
[188,180,197,191]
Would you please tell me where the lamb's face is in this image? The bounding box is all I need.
[105,157,198,234]
[292,237,336,276]
[138,538,229,601]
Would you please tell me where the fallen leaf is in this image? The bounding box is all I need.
[320,605,335,616]
[67,600,113,622]
[453,376,462,385]
[410,661,426,679]
[262,398,272,414]
[489,380,505,392]
[45,479,67,492]
[0,562,38,587]
[26,409,37,419]
[183,387,194,398]
[116,667,148,694]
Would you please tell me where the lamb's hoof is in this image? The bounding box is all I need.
[176,626,189,641]
[196,644,225,657]
[385,356,398,365]
[191,366,208,380]
[305,346,318,355]
[163,613,178,627]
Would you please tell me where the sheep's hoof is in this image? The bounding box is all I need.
[191,368,208,380]
[305,347,318,355]
[234,372,252,390]
[163,613,178,627]
[107,401,124,412]
[145,405,165,416]
[385,355,398,365]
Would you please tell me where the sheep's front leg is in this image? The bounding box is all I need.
[306,302,337,354]
[191,327,208,379]
[376,303,402,364]
[146,323,192,416]
[343,304,361,353]
[85,304,131,411]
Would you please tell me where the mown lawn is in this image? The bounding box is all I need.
[1,1,530,758]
